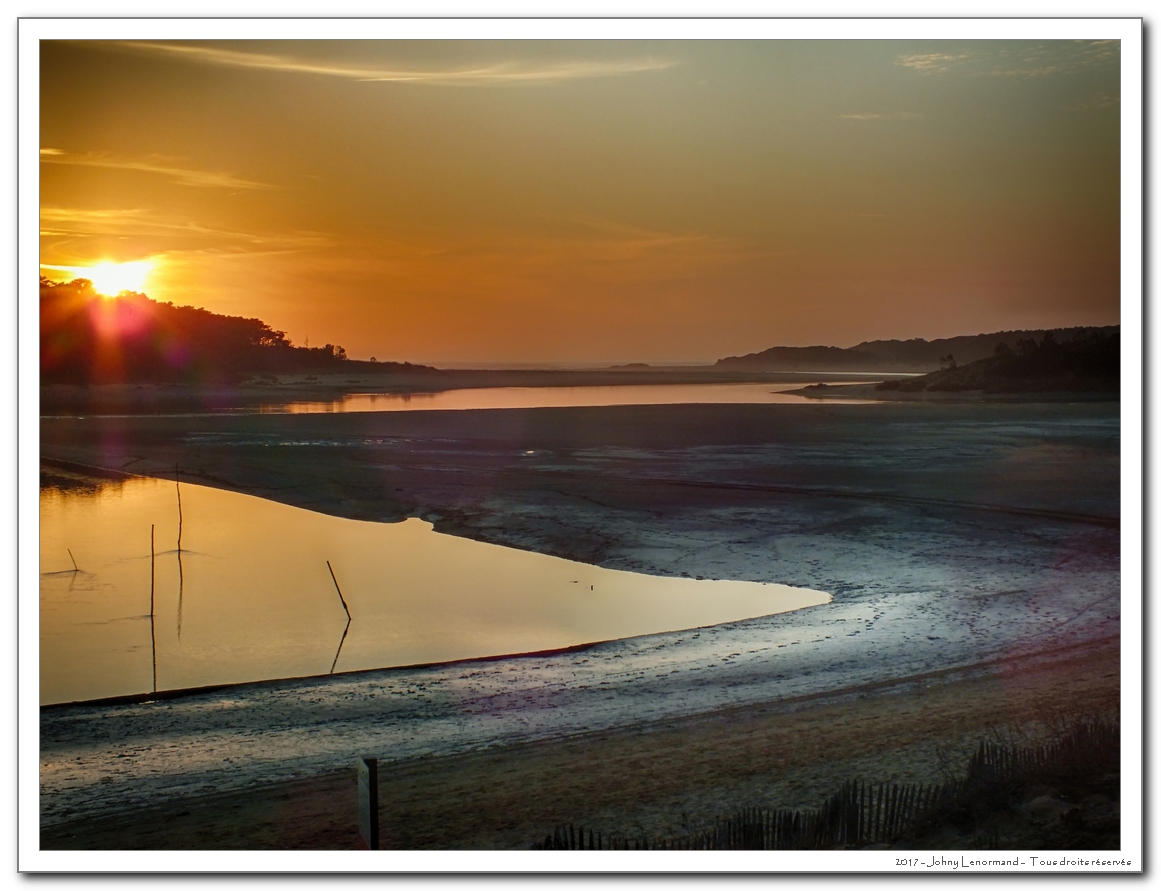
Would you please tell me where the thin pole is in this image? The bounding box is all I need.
[67,549,79,572]
[176,459,184,638]
[327,560,351,620]
[331,617,351,674]
[175,463,183,553]
[177,548,184,638]
[327,562,351,674]
[150,524,156,693]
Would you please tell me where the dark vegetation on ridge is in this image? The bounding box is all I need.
[873,329,1119,394]
[40,275,1120,394]
[40,277,435,384]
[716,326,1120,373]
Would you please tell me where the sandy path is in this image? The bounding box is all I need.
[40,635,1119,850]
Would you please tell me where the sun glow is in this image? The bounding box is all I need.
[44,260,156,297]
[85,260,154,297]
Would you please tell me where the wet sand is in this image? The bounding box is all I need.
[39,400,1119,534]
[40,635,1118,850]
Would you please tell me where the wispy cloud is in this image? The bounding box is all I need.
[897,41,1119,78]
[277,217,768,296]
[987,40,1120,78]
[896,52,972,72]
[39,206,329,253]
[40,148,271,189]
[839,112,923,121]
[374,217,772,290]
[1062,91,1120,111]
[115,42,676,86]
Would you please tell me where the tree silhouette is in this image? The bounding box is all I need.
[40,277,362,384]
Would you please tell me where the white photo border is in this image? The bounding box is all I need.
[17,15,1144,875]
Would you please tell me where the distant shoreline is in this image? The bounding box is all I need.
[41,367,1118,418]
[40,369,910,415]
[785,381,1120,403]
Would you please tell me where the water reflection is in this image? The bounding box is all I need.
[40,477,830,705]
[261,382,880,414]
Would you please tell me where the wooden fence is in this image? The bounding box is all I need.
[535,716,1118,850]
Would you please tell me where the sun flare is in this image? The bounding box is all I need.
[43,260,156,297]
[85,260,154,297]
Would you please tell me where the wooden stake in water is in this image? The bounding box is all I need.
[175,464,185,638]
[177,547,184,639]
[175,463,183,553]
[331,617,351,675]
[327,561,352,674]
[67,549,79,572]
[150,524,157,693]
[327,560,352,620]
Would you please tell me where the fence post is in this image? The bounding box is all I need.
[357,756,379,850]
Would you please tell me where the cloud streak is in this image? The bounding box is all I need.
[360,218,773,292]
[115,42,676,86]
[1062,91,1120,111]
[897,41,1119,78]
[40,205,330,253]
[40,148,271,189]
[840,112,923,121]
[987,40,1120,78]
[896,52,972,72]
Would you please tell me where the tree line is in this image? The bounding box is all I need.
[40,277,422,384]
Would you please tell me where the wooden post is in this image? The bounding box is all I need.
[327,561,352,620]
[150,524,156,693]
[174,464,183,551]
[357,756,379,850]
[328,561,352,674]
[176,546,184,638]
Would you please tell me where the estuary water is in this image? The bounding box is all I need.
[40,476,830,705]
[259,382,880,414]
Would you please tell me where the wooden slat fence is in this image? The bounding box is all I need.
[534,716,1117,850]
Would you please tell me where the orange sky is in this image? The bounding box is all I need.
[40,39,1121,365]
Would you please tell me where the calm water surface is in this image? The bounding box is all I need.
[261,382,879,414]
[40,477,829,705]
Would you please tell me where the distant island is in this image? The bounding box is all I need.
[40,276,435,385]
[715,326,1120,373]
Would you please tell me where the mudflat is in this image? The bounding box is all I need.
[39,396,1121,850]
[39,636,1118,850]
[40,399,1119,537]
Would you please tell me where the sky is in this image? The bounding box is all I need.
[39,39,1121,365]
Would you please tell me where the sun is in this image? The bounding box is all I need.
[83,261,155,297]
[43,260,157,297]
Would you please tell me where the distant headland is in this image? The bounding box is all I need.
[715,327,1119,374]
